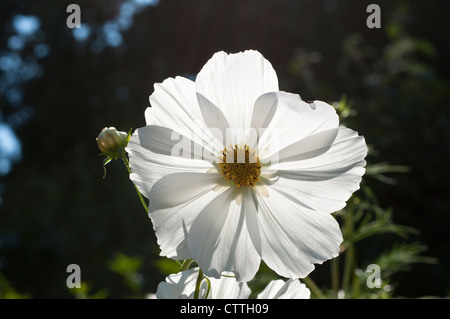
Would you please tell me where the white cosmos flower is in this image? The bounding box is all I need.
[155,267,309,299]
[127,50,367,282]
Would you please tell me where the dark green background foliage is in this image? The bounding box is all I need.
[0,0,449,298]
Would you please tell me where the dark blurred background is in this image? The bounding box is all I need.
[0,0,449,298]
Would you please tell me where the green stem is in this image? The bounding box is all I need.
[180,259,194,271]
[303,276,326,299]
[194,268,204,299]
[203,276,212,299]
[121,154,148,213]
[331,257,340,299]
[353,268,360,299]
[342,209,355,294]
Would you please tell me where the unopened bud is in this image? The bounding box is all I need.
[96,127,128,153]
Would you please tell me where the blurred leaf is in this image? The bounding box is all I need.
[386,21,401,39]
[353,222,419,243]
[334,95,358,122]
[365,162,410,175]
[108,252,142,276]
[343,187,419,246]
[154,258,182,276]
[373,243,438,279]
[68,281,108,299]
[107,252,144,296]
[414,39,437,58]
[0,274,31,299]
[365,162,410,185]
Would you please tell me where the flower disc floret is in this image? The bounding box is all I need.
[219,145,261,187]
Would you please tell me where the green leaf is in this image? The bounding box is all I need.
[108,252,142,276]
[353,222,419,243]
[365,162,410,185]
[373,243,438,279]
[102,156,113,179]
[126,128,133,144]
[155,258,184,276]
[0,274,31,299]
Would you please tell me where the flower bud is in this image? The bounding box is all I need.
[96,127,128,153]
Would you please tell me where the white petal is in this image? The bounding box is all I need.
[196,50,279,143]
[148,172,223,211]
[207,273,252,299]
[250,92,278,141]
[272,126,368,213]
[147,76,198,133]
[256,279,284,299]
[156,268,198,299]
[135,125,205,158]
[196,92,229,149]
[151,187,225,259]
[257,92,339,162]
[188,187,261,282]
[244,188,262,257]
[277,128,339,163]
[146,76,222,152]
[256,188,343,279]
[126,125,214,197]
[257,279,310,299]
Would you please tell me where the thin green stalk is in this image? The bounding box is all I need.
[121,155,148,213]
[342,209,355,294]
[194,268,204,299]
[203,276,212,299]
[331,257,340,299]
[342,244,355,296]
[180,259,194,271]
[303,276,326,299]
[352,269,360,299]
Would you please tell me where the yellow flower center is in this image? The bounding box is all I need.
[219,145,261,187]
